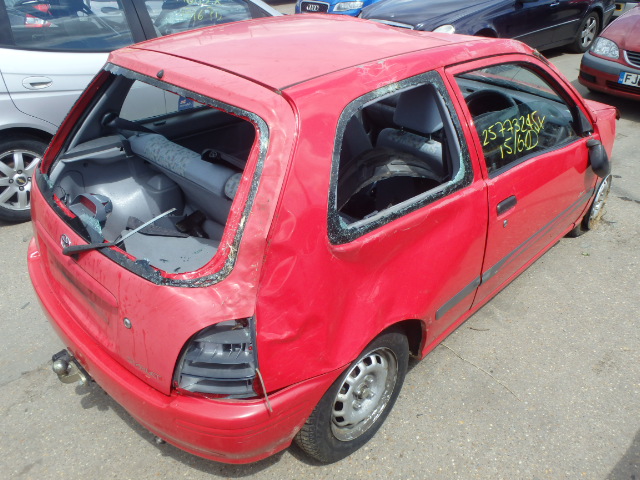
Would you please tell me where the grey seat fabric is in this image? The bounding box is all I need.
[377,85,445,180]
[342,115,373,161]
[128,133,236,226]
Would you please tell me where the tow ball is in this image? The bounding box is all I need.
[51,350,91,385]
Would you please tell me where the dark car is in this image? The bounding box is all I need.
[361,0,615,52]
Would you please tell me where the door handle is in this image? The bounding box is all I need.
[497,195,517,215]
[22,76,53,90]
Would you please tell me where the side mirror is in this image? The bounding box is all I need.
[587,139,610,178]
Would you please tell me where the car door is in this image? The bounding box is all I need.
[0,0,145,127]
[498,0,556,48]
[446,56,598,308]
[549,0,591,44]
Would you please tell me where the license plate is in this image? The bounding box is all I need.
[618,71,640,88]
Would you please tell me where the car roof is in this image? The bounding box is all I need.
[116,14,527,91]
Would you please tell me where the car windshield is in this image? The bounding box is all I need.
[4,0,133,51]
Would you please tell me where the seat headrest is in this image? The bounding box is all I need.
[393,85,444,135]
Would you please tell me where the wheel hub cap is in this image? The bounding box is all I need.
[587,175,611,230]
[331,348,398,441]
[0,149,41,212]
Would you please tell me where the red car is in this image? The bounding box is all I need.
[579,5,640,99]
[28,14,615,464]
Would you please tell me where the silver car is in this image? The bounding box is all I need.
[0,0,280,222]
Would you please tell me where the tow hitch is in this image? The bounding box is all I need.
[51,350,92,385]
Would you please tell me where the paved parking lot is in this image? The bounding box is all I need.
[1,8,638,479]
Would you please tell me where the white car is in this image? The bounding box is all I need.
[0,0,280,222]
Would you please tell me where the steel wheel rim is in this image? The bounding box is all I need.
[581,16,597,48]
[0,149,41,212]
[587,174,611,229]
[331,347,398,442]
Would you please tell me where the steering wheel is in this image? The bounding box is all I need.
[465,89,517,118]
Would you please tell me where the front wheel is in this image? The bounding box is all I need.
[567,174,612,237]
[295,330,409,463]
[570,12,599,53]
[0,137,47,223]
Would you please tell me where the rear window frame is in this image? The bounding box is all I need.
[41,64,270,287]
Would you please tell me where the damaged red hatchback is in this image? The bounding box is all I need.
[28,14,616,464]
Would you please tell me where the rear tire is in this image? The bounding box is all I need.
[0,137,47,223]
[570,12,599,53]
[295,330,409,463]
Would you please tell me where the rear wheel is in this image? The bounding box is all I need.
[0,137,47,223]
[295,330,409,463]
[570,12,599,53]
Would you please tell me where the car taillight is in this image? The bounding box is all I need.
[24,13,51,27]
[25,4,51,28]
[174,319,258,398]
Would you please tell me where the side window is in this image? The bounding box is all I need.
[329,72,473,244]
[3,0,133,51]
[455,63,580,175]
[144,0,265,36]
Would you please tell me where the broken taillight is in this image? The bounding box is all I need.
[173,319,258,398]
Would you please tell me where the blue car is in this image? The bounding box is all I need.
[361,0,615,53]
[296,0,381,16]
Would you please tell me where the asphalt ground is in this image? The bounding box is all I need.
[1,9,639,480]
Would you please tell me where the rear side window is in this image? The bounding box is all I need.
[2,0,134,51]
[328,71,473,244]
[455,63,580,176]
[143,0,269,36]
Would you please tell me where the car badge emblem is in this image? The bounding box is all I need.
[60,234,72,249]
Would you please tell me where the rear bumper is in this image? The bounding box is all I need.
[28,237,341,464]
[579,51,640,100]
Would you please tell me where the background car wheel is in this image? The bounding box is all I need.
[0,137,46,223]
[571,12,599,53]
[567,174,611,237]
[295,329,409,464]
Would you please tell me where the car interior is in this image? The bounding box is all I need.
[336,83,462,223]
[44,74,256,273]
[454,65,579,175]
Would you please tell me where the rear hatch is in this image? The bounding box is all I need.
[31,61,272,393]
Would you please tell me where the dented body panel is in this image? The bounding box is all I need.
[28,15,617,463]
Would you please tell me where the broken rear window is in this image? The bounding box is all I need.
[41,68,265,280]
